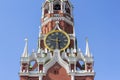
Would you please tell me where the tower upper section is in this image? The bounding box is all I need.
[41,0,74,34]
[19,1,95,80]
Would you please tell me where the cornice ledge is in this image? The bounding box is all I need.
[41,17,74,27]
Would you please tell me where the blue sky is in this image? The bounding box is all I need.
[0,0,120,80]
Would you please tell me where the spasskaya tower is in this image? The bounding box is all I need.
[19,0,95,80]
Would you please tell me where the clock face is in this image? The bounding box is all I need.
[44,30,70,51]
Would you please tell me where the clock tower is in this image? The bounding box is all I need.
[19,0,95,80]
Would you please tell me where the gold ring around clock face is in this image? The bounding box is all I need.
[44,30,70,51]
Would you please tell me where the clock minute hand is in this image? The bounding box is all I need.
[50,38,61,42]
[55,38,60,49]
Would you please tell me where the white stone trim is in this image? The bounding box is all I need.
[43,49,70,73]
[84,56,94,63]
[29,52,37,61]
[42,7,44,18]
[74,72,95,76]
[20,71,45,77]
[71,75,74,80]
[40,33,75,40]
[41,17,73,26]
[69,70,95,76]
[69,34,75,40]
[39,75,42,80]
[76,50,84,61]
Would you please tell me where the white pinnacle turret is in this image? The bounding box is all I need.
[85,38,91,57]
[22,38,29,57]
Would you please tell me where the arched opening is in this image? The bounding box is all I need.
[44,3,49,15]
[54,4,61,10]
[53,0,61,11]
[29,60,38,71]
[65,3,71,14]
[66,8,70,14]
[43,63,71,80]
[76,60,85,71]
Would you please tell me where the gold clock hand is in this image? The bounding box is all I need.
[55,38,59,49]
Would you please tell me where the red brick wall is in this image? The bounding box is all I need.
[41,21,73,34]
[43,62,71,80]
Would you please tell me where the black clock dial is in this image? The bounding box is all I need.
[44,30,70,51]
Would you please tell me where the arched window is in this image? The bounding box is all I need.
[44,3,49,14]
[66,8,70,14]
[80,61,85,70]
[53,0,61,11]
[54,4,61,10]
[76,60,85,70]
[65,3,71,14]
[29,60,38,71]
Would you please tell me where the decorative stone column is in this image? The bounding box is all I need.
[71,75,74,80]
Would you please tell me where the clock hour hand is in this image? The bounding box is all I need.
[50,37,61,49]
[50,38,61,42]
[50,38,56,41]
[55,38,59,49]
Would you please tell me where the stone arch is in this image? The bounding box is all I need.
[65,2,71,14]
[29,60,38,71]
[44,2,49,14]
[43,62,71,80]
[53,0,61,10]
[43,49,70,73]
[76,60,85,71]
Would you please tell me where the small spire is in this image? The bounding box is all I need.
[85,38,91,57]
[22,38,29,57]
